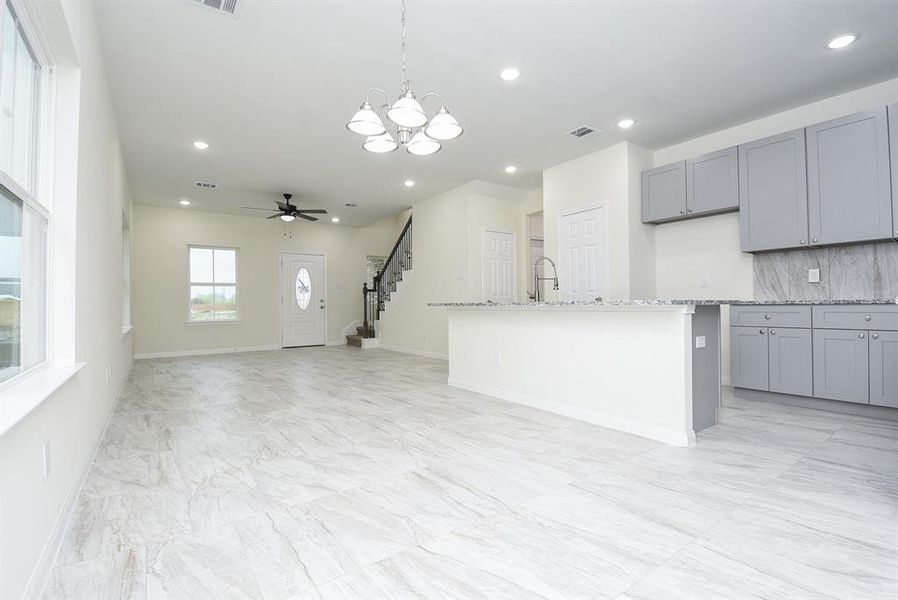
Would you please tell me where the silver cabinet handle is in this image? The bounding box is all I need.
[872,333,879,340]
[859,333,865,339]
[687,208,694,213]
[679,210,685,215]
[800,240,806,245]
[770,330,776,335]
[764,314,771,320]
[864,315,871,321]
[812,238,818,243]
[759,329,765,335]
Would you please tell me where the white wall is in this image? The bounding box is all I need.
[0,2,134,598]
[652,77,898,382]
[377,182,537,358]
[132,206,402,356]
[543,141,655,301]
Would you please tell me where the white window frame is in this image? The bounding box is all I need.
[186,245,240,324]
[0,0,55,390]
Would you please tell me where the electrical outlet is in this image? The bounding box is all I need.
[495,352,503,366]
[808,268,820,283]
[105,365,111,384]
[698,274,711,288]
[695,335,706,349]
[42,442,50,480]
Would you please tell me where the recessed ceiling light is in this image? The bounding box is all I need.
[499,67,520,81]
[404,179,415,188]
[192,141,209,150]
[179,199,191,206]
[617,118,636,129]
[331,216,340,223]
[827,33,858,49]
[504,165,517,174]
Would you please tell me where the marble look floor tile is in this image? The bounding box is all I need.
[146,524,261,600]
[43,543,145,600]
[82,456,152,498]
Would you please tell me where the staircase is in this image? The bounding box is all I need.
[346,216,412,348]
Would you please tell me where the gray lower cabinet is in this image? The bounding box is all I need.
[812,329,869,404]
[870,331,898,408]
[768,328,813,396]
[641,161,686,222]
[686,147,739,216]
[806,108,893,245]
[738,130,809,252]
[731,326,768,390]
[890,103,898,240]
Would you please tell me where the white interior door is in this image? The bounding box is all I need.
[559,207,606,301]
[281,253,326,347]
[530,238,545,299]
[482,229,515,303]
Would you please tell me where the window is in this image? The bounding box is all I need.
[0,185,47,381]
[188,246,238,321]
[0,1,46,384]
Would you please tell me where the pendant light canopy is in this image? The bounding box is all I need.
[345,0,463,156]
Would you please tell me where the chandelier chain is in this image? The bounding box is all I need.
[400,0,407,89]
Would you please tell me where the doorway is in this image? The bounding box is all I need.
[481,229,516,303]
[558,206,607,301]
[281,252,326,347]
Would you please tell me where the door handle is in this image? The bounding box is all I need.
[759,329,765,335]
[858,333,865,339]
[872,333,879,340]
[770,330,776,335]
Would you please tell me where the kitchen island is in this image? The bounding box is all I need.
[430,300,724,447]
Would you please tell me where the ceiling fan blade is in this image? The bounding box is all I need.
[266,213,282,219]
[297,213,319,222]
[241,206,279,211]
[297,209,327,214]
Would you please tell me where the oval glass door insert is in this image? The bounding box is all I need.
[295,267,311,310]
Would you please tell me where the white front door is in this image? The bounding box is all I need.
[559,207,606,301]
[281,253,326,347]
[482,229,515,303]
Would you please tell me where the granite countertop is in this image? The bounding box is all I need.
[429,299,898,308]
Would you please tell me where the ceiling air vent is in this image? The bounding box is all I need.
[194,181,217,190]
[191,0,239,17]
[566,126,599,138]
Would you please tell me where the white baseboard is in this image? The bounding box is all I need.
[447,376,695,448]
[134,345,280,359]
[24,361,133,600]
[377,343,448,361]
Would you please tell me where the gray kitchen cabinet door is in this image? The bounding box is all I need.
[768,328,813,397]
[641,161,686,223]
[812,329,869,404]
[731,326,769,391]
[686,147,739,216]
[890,103,898,240]
[738,130,809,252]
[806,108,892,245]
[869,331,898,408]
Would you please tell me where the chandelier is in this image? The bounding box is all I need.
[345,0,463,155]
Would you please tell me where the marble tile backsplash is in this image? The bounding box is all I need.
[754,241,898,301]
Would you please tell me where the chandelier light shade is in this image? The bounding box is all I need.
[345,0,463,156]
[279,214,296,222]
[406,132,441,156]
[424,106,463,140]
[346,102,387,136]
[362,132,399,153]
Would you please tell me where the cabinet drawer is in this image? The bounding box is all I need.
[730,305,811,328]
[812,305,898,331]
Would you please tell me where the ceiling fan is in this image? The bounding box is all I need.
[242,193,327,222]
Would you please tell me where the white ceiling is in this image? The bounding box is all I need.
[93,0,898,226]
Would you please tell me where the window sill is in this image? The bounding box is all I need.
[0,363,86,436]
[185,319,243,325]
[122,325,133,338]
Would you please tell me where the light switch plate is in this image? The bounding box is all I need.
[808,268,820,283]
[695,335,706,349]
[698,274,711,288]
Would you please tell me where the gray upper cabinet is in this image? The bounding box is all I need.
[870,331,898,408]
[890,103,898,240]
[739,130,809,252]
[806,108,893,245]
[686,147,739,216]
[641,161,686,223]
[812,329,869,404]
[731,326,769,391]
[768,328,813,397]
